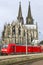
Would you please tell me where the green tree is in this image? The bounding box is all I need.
[39,41,43,45]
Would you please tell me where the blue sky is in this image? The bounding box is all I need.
[0,0,43,40]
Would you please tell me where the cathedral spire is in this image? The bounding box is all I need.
[28,2,31,18]
[17,2,24,24]
[26,2,33,24]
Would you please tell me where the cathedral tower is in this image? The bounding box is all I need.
[26,2,33,24]
[17,2,24,24]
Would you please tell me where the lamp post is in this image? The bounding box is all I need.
[26,30,28,55]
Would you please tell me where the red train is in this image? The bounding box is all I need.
[1,43,43,55]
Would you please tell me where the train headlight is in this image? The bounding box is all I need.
[4,49,7,51]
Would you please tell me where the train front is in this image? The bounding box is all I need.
[1,44,8,55]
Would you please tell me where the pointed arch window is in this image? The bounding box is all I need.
[31,34,33,42]
[24,30,25,36]
[18,26,21,35]
[7,27,10,36]
[2,31,4,38]
[12,26,15,34]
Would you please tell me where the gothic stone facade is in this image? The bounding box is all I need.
[2,2,38,45]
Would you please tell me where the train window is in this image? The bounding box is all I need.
[2,45,8,48]
[11,46,15,49]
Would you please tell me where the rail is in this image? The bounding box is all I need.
[0,53,43,60]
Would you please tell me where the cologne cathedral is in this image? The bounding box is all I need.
[2,2,38,45]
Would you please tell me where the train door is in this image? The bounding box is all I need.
[10,45,15,54]
[12,46,15,53]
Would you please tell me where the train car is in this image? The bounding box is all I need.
[16,45,26,54]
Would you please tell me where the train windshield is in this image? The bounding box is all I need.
[2,44,8,48]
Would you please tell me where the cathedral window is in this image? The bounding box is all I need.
[31,34,33,42]
[27,30,28,36]
[24,30,25,36]
[2,31,4,38]
[12,26,15,34]
[7,27,10,36]
[18,26,21,35]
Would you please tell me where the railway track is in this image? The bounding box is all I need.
[0,53,43,59]
[0,53,43,64]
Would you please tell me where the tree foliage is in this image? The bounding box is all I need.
[39,40,43,44]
